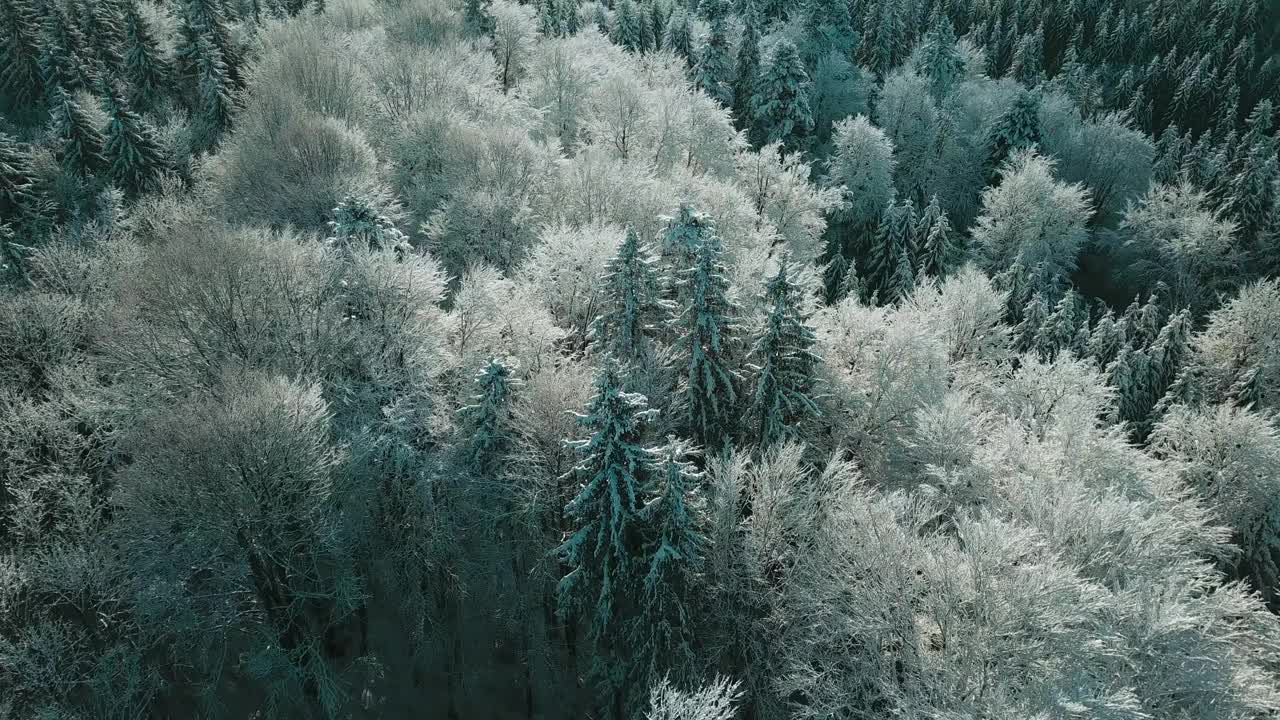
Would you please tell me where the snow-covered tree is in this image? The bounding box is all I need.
[694,15,734,108]
[750,40,814,152]
[866,198,918,304]
[674,224,741,450]
[911,13,964,99]
[611,0,646,53]
[875,69,940,203]
[826,114,896,233]
[122,1,170,111]
[51,90,107,178]
[663,8,694,65]
[916,195,955,279]
[589,226,673,365]
[984,88,1042,183]
[464,0,496,36]
[731,14,761,127]
[492,0,538,92]
[0,0,45,108]
[748,263,821,447]
[646,676,741,720]
[458,357,519,477]
[102,86,168,196]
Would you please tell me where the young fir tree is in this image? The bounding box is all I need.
[557,360,656,633]
[636,1,655,53]
[102,85,168,196]
[915,12,964,98]
[1107,344,1151,431]
[694,15,734,108]
[659,204,716,280]
[123,1,171,110]
[193,35,236,151]
[458,357,519,478]
[0,0,46,109]
[750,40,814,152]
[748,263,822,447]
[1087,310,1127,369]
[801,0,853,63]
[82,0,128,80]
[631,437,705,683]
[917,197,955,280]
[611,0,645,53]
[731,13,761,128]
[176,0,240,92]
[865,199,915,304]
[985,89,1042,183]
[1032,289,1085,360]
[646,1,664,51]
[1013,292,1050,353]
[327,195,411,254]
[884,238,917,304]
[51,90,107,178]
[0,133,38,220]
[674,226,741,450]
[861,0,907,77]
[40,1,97,98]
[588,227,672,366]
[663,8,694,65]
[464,0,496,37]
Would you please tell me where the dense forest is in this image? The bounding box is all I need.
[2,0,1280,716]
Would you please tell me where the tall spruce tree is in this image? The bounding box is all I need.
[0,133,38,220]
[646,0,664,51]
[917,196,955,279]
[611,0,645,53]
[675,225,741,450]
[103,85,168,196]
[51,90,107,178]
[458,357,519,477]
[0,0,46,109]
[193,35,235,151]
[659,204,717,280]
[694,15,734,107]
[663,8,694,65]
[865,198,916,304]
[985,89,1042,183]
[123,1,171,110]
[589,227,672,366]
[748,263,822,447]
[464,0,496,36]
[732,12,761,128]
[750,40,814,152]
[915,12,964,98]
[40,1,97,98]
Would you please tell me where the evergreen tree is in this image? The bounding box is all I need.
[748,263,822,447]
[458,357,519,477]
[694,15,734,107]
[674,226,741,450]
[801,0,853,63]
[51,90,107,178]
[557,360,656,631]
[1107,345,1150,430]
[1033,289,1085,360]
[731,13,761,127]
[865,199,915,304]
[611,0,645,53]
[1013,292,1050,353]
[0,0,46,109]
[102,85,168,196]
[589,227,672,366]
[464,0,496,36]
[985,89,1042,183]
[0,133,38,219]
[884,240,917,303]
[861,0,907,77]
[915,13,964,98]
[663,8,694,65]
[123,1,171,110]
[176,0,240,92]
[646,0,664,51]
[559,0,580,34]
[916,195,956,279]
[636,0,655,53]
[82,0,127,80]
[750,40,814,152]
[631,437,705,682]
[193,35,235,151]
[40,1,97,98]
[539,0,562,37]
[659,204,716,278]
[1087,310,1127,368]
[327,195,411,254]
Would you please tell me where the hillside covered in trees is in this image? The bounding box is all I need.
[2,0,1280,717]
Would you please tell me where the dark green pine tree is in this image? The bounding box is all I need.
[916,195,955,280]
[556,359,657,718]
[659,203,717,281]
[589,227,673,366]
[865,198,915,304]
[1138,308,1192,433]
[1013,292,1050,353]
[801,0,853,63]
[731,12,760,128]
[123,1,171,110]
[458,357,519,478]
[0,0,47,109]
[176,0,240,92]
[81,0,128,81]
[51,90,107,178]
[1032,289,1085,360]
[463,0,496,36]
[559,0,580,35]
[748,263,822,447]
[636,1,655,53]
[916,12,964,98]
[1086,310,1127,369]
[750,40,814,152]
[40,1,98,98]
[102,85,168,195]
[663,8,694,65]
[985,88,1042,183]
[539,0,562,37]
[646,0,664,51]
[694,15,734,107]
[675,226,741,451]
[192,35,236,151]
[860,0,906,77]
[1107,344,1151,431]
[611,0,645,53]
[0,132,38,219]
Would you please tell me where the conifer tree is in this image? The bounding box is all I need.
[885,239,917,303]
[1107,345,1150,430]
[82,0,128,80]
[861,0,907,77]
[865,199,915,304]
[464,0,496,36]
[750,40,814,152]
[915,13,964,98]
[557,360,656,631]
[1087,310,1127,368]
[694,15,734,108]
[40,2,97,98]
[646,1,664,51]
[176,0,240,91]
[559,0,580,34]
[1014,292,1050,353]
[0,133,38,220]
[731,13,761,127]
[193,35,236,151]
[631,437,705,682]
[659,204,716,279]
[663,8,694,65]
[102,85,168,196]
[916,195,955,279]
[589,227,672,366]
[0,0,46,109]
[801,0,853,63]
[636,1,655,53]
[1033,289,1085,360]
[674,227,741,450]
[611,0,645,53]
[538,0,559,36]
[748,263,822,447]
[458,357,519,477]
[327,195,410,254]
[51,90,107,178]
[123,1,171,110]
[985,89,1042,183]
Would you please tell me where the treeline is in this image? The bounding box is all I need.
[2,0,1280,718]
